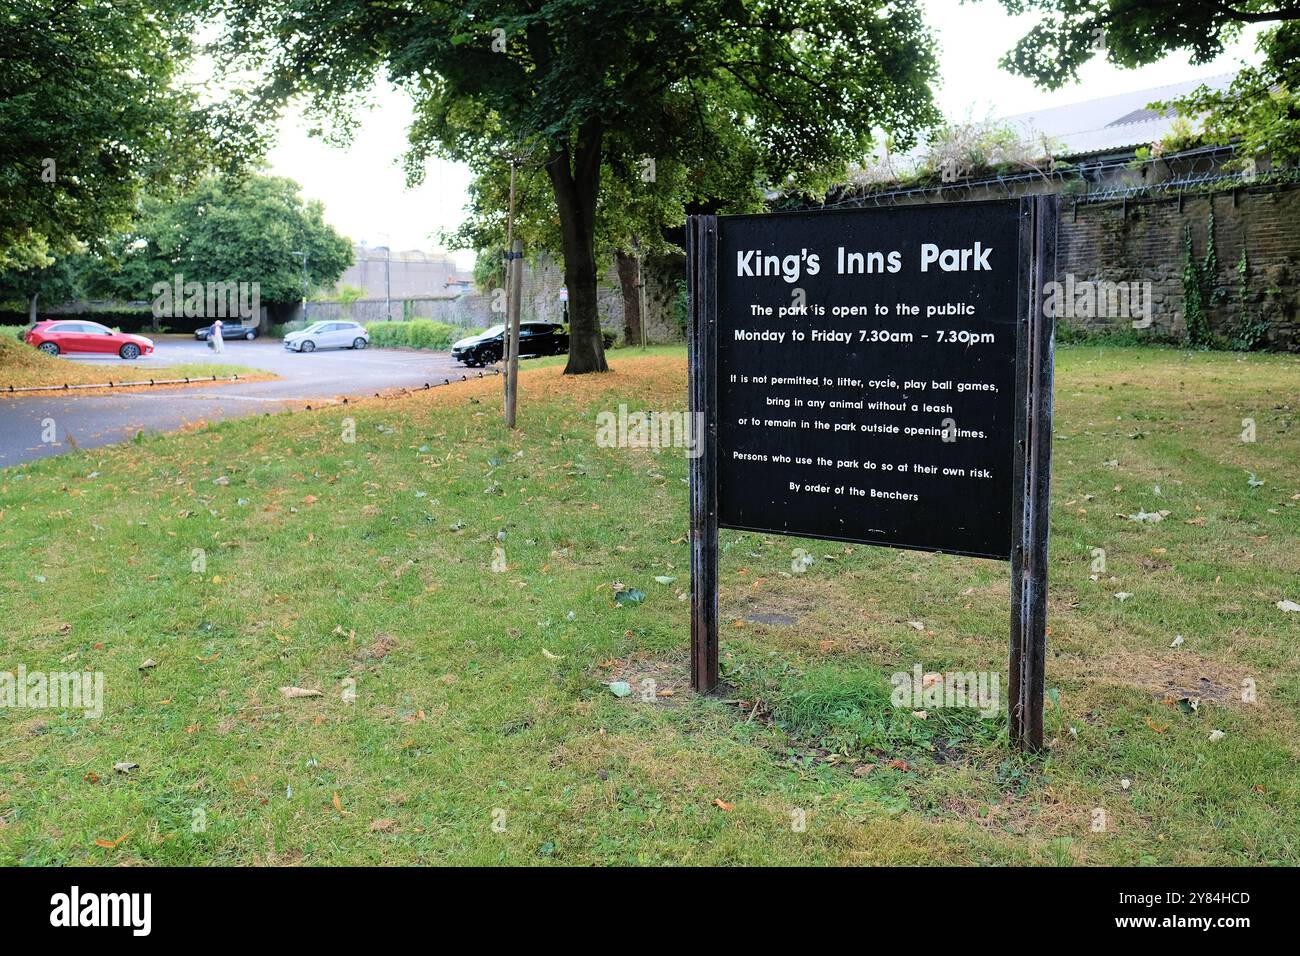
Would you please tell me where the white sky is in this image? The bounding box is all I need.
[263,0,1263,267]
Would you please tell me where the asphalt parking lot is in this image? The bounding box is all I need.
[1,336,487,466]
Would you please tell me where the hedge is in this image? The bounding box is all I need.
[364,319,481,350]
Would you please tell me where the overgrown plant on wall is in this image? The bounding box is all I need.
[1180,208,1227,350]
[1229,249,1270,351]
[1181,225,1210,349]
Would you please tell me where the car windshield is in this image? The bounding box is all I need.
[481,325,505,337]
[303,323,328,332]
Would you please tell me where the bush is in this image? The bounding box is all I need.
[365,320,478,350]
[0,309,160,332]
[266,320,307,339]
[1056,324,1180,348]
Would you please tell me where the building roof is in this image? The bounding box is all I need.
[1001,74,1236,158]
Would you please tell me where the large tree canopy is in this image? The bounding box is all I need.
[83,173,353,308]
[0,0,259,272]
[993,1,1300,163]
[207,0,941,372]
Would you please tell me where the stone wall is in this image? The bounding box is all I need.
[1055,186,1299,349]
[340,247,464,299]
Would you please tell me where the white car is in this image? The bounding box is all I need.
[284,320,370,353]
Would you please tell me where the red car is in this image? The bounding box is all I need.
[25,320,154,360]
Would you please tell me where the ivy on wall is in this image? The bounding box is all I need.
[1181,205,1271,351]
[1182,225,1211,348]
[1229,249,1271,351]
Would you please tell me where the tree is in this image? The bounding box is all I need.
[0,0,262,272]
[84,173,354,324]
[0,257,81,324]
[992,1,1300,163]
[447,114,774,345]
[206,0,941,372]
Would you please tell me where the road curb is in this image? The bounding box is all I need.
[4,374,243,394]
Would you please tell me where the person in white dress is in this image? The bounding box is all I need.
[211,318,225,354]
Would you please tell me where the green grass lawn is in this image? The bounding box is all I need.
[1,344,1297,865]
[0,335,270,391]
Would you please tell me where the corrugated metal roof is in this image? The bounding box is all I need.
[1001,73,1236,157]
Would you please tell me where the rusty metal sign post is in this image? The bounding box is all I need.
[687,196,1056,751]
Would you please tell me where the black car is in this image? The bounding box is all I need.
[194,322,258,341]
[451,322,614,367]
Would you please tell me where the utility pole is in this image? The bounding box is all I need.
[502,159,517,413]
[505,237,523,428]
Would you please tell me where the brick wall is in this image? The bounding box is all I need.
[1052,187,1299,348]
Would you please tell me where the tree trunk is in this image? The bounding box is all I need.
[28,292,38,325]
[546,120,608,374]
[615,249,642,346]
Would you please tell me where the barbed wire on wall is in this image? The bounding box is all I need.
[811,144,1299,211]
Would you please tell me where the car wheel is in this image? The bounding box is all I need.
[352,337,367,350]
[38,342,60,356]
[301,340,315,353]
[119,343,140,360]
[245,330,255,341]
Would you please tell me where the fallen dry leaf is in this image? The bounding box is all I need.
[712,798,734,811]
[280,686,323,699]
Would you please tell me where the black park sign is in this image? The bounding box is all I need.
[687,198,1057,750]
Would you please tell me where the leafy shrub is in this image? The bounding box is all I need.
[1228,249,1270,351]
[266,320,306,339]
[0,309,160,332]
[1055,324,1179,347]
[365,319,480,350]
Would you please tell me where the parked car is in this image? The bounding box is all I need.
[451,322,614,367]
[195,322,258,341]
[25,320,154,359]
[450,324,507,367]
[283,320,369,353]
